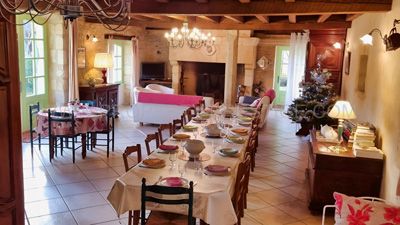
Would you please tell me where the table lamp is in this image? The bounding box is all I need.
[94,53,113,84]
[328,100,356,152]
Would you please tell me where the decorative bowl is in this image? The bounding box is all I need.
[205,124,221,137]
[184,139,205,159]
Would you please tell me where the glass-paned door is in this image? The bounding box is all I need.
[17,17,48,131]
[111,44,123,83]
[273,46,290,107]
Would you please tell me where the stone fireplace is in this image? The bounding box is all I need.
[168,30,259,105]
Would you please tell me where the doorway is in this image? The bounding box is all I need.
[17,16,49,132]
[273,46,290,108]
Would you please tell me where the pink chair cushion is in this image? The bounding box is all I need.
[138,92,203,106]
[333,192,400,225]
[264,89,276,103]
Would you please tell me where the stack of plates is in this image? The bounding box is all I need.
[183,125,198,131]
[225,136,246,144]
[204,165,230,176]
[172,133,191,141]
[231,128,248,136]
[217,148,239,157]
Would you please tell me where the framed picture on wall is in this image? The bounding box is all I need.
[77,47,86,68]
[344,51,351,75]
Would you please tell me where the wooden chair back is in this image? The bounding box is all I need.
[186,107,196,121]
[122,144,142,172]
[232,154,251,223]
[144,132,160,156]
[181,113,187,125]
[141,178,195,225]
[172,119,183,133]
[199,99,206,111]
[158,123,173,144]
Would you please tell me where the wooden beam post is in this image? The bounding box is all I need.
[224,30,238,106]
[317,14,332,23]
[289,15,296,23]
[255,15,269,23]
[224,16,244,23]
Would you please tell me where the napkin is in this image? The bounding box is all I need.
[165,177,183,187]
[205,165,229,173]
[159,144,178,151]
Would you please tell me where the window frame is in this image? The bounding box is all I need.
[111,42,124,84]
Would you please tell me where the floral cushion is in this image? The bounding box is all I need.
[333,192,400,225]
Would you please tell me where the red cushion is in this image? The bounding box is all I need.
[263,89,276,103]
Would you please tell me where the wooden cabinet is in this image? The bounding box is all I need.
[306,130,383,213]
[0,16,25,225]
[79,84,120,114]
[306,29,347,94]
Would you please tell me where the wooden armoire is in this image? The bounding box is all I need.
[0,12,25,225]
[306,29,347,95]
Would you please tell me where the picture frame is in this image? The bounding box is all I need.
[344,51,351,75]
[77,47,86,68]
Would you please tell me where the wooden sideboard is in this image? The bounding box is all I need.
[306,130,383,213]
[79,84,119,115]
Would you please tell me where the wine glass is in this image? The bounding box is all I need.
[178,163,187,178]
[169,152,177,168]
[192,129,199,139]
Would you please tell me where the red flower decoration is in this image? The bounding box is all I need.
[346,203,373,225]
[383,207,400,224]
[87,118,94,128]
[334,193,344,217]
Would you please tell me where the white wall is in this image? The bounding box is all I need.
[342,0,400,203]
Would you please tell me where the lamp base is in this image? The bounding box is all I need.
[328,145,348,153]
[101,68,107,84]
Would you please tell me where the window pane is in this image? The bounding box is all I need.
[25,59,34,77]
[36,77,45,95]
[114,45,122,55]
[117,58,122,68]
[23,22,32,38]
[282,50,290,64]
[24,39,33,58]
[33,23,43,39]
[281,64,288,77]
[26,78,34,96]
[35,59,45,76]
[279,77,288,88]
[34,40,44,58]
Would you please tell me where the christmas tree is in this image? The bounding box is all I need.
[285,54,338,135]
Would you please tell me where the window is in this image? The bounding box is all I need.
[278,49,290,91]
[111,44,123,83]
[23,21,46,96]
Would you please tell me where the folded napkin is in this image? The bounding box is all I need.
[205,165,229,173]
[159,144,179,151]
[165,177,183,187]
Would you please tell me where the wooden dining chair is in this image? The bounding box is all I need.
[185,107,196,121]
[181,113,187,125]
[122,144,142,172]
[199,99,206,111]
[158,123,173,144]
[123,144,143,225]
[89,106,117,157]
[232,154,251,225]
[172,118,183,133]
[246,130,257,172]
[144,132,160,156]
[48,109,81,163]
[29,102,43,152]
[141,178,195,225]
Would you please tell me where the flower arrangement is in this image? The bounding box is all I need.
[84,69,103,87]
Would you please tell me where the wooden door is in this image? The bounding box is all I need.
[0,14,25,225]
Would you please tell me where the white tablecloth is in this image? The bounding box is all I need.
[107,114,249,225]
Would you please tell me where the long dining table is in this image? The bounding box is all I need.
[107,110,252,225]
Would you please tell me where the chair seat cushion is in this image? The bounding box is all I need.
[146,211,188,225]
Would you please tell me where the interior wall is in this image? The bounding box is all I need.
[254,36,290,95]
[342,0,400,203]
[76,20,171,85]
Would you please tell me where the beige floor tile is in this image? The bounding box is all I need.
[91,177,118,191]
[71,204,119,225]
[259,175,298,188]
[82,167,119,180]
[245,193,271,211]
[276,200,312,220]
[56,181,97,197]
[254,189,296,206]
[302,214,334,225]
[280,183,309,201]
[247,206,297,225]
[24,186,61,203]
[28,212,78,225]
[64,192,108,210]
[76,160,109,171]
[24,174,54,190]
[269,154,298,163]
[25,198,69,218]
[50,171,88,185]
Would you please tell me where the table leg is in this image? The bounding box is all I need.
[81,133,86,159]
[133,210,140,225]
[200,220,209,225]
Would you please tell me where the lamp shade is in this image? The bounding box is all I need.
[94,53,113,68]
[328,100,356,119]
[360,34,373,45]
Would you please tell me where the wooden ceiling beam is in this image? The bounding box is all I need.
[288,15,296,23]
[195,0,208,3]
[166,15,187,21]
[197,16,220,23]
[346,14,362,21]
[141,14,165,20]
[117,19,352,30]
[285,0,296,2]
[255,15,269,23]
[239,0,251,3]
[224,16,244,23]
[317,14,332,23]
[156,0,169,2]
[129,0,392,15]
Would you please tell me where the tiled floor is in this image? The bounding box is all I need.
[23,106,334,225]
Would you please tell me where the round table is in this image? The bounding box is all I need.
[36,106,108,160]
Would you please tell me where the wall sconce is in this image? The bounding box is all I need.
[360,19,400,51]
[86,34,98,43]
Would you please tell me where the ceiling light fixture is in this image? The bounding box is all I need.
[164,21,216,49]
[333,42,342,49]
[0,0,131,31]
[360,19,400,51]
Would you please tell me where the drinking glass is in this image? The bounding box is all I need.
[169,152,177,168]
[178,163,187,178]
[192,129,199,139]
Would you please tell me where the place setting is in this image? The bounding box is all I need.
[139,158,167,169]
[203,164,231,176]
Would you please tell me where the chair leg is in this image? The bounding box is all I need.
[30,130,34,153]
[128,210,132,225]
[49,137,53,162]
[72,138,75,163]
[112,130,115,152]
[106,132,110,158]
[38,134,41,150]
[54,138,58,157]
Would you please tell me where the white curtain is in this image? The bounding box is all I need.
[68,20,79,101]
[284,32,309,110]
[130,37,140,106]
[107,40,115,83]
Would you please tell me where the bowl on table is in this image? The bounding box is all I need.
[217,148,239,157]
[184,139,205,160]
[205,124,221,137]
[183,125,198,131]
